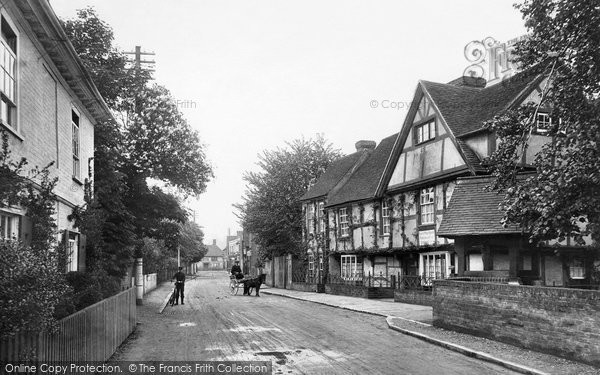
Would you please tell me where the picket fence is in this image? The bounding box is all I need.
[0,287,136,362]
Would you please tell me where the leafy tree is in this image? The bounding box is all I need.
[140,237,174,274]
[486,0,600,245]
[63,8,213,279]
[61,7,150,109]
[121,84,213,197]
[235,135,342,259]
[178,221,208,264]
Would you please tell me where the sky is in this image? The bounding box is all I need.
[50,0,527,249]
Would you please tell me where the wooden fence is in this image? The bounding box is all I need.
[0,287,136,362]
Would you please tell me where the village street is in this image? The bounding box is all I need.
[111,272,519,375]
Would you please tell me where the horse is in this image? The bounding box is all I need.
[242,273,267,296]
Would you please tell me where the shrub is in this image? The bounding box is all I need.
[0,239,72,338]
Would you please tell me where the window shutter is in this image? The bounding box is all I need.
[378,203,383,236]
[17,215,22,240]
[78,234,86,272]
[416,191,421,225]
[336,209,341,237]
[62,230,70,272]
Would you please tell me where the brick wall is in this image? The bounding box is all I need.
[290,282,324,293]
[325,284,394,299]
[394,289,435,306]
[433,280,600,366]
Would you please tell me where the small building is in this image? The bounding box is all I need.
[438,175,598,287]
[200,240,225,270]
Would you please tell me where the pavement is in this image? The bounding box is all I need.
[260,285,600,375]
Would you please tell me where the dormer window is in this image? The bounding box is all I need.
[415,119,435,144]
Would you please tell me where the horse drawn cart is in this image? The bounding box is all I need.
[229,274,266,296]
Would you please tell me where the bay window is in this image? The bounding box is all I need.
[341,255,362,280]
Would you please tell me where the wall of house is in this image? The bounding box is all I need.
[433,280,600,366]
[326,180,458,281]
[387,94,466,188]
[2,5,93,237]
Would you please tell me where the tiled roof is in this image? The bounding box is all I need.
[437,177,521,237]
[204,244,224,257]
[422,71,541,137]
[300,151,366,201]
[326,133,398,207]
[455,139,486,173]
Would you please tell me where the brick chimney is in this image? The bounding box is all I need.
[448,76,487,88]
[213,239,217,246]
[355,140,376,152]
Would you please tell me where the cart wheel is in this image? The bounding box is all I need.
[230,280,239,295]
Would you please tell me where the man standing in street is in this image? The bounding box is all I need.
[172,267,186,305]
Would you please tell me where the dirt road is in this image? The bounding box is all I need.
[112,272,520,375]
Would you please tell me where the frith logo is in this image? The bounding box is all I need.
[463,35,527,86]
[176,99,198,109]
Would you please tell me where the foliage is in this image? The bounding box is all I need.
[69,120,135,279]
[178,221,208,264]
[63,8,213,278]
[61,7,150,109]
[140,237,171,274]
[121,84,213,197]
[23,168,58,254]
[0,240,71,338]
[0,131,26,208]
[235,135,342,258]
[485,0,600,245]
[0,141,71,337]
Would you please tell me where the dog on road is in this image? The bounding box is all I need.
[243,274,267,296]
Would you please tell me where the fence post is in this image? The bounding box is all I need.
[135,258,143,305]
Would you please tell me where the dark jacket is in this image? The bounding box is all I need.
[173,271,185,283]
[231,264,243,279]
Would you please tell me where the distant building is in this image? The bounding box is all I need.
[200,240,225,270]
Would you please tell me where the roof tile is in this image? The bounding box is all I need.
[327,133,398,207]
[438,177,521,237]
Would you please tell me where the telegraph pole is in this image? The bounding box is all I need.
[124,45,156,74]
